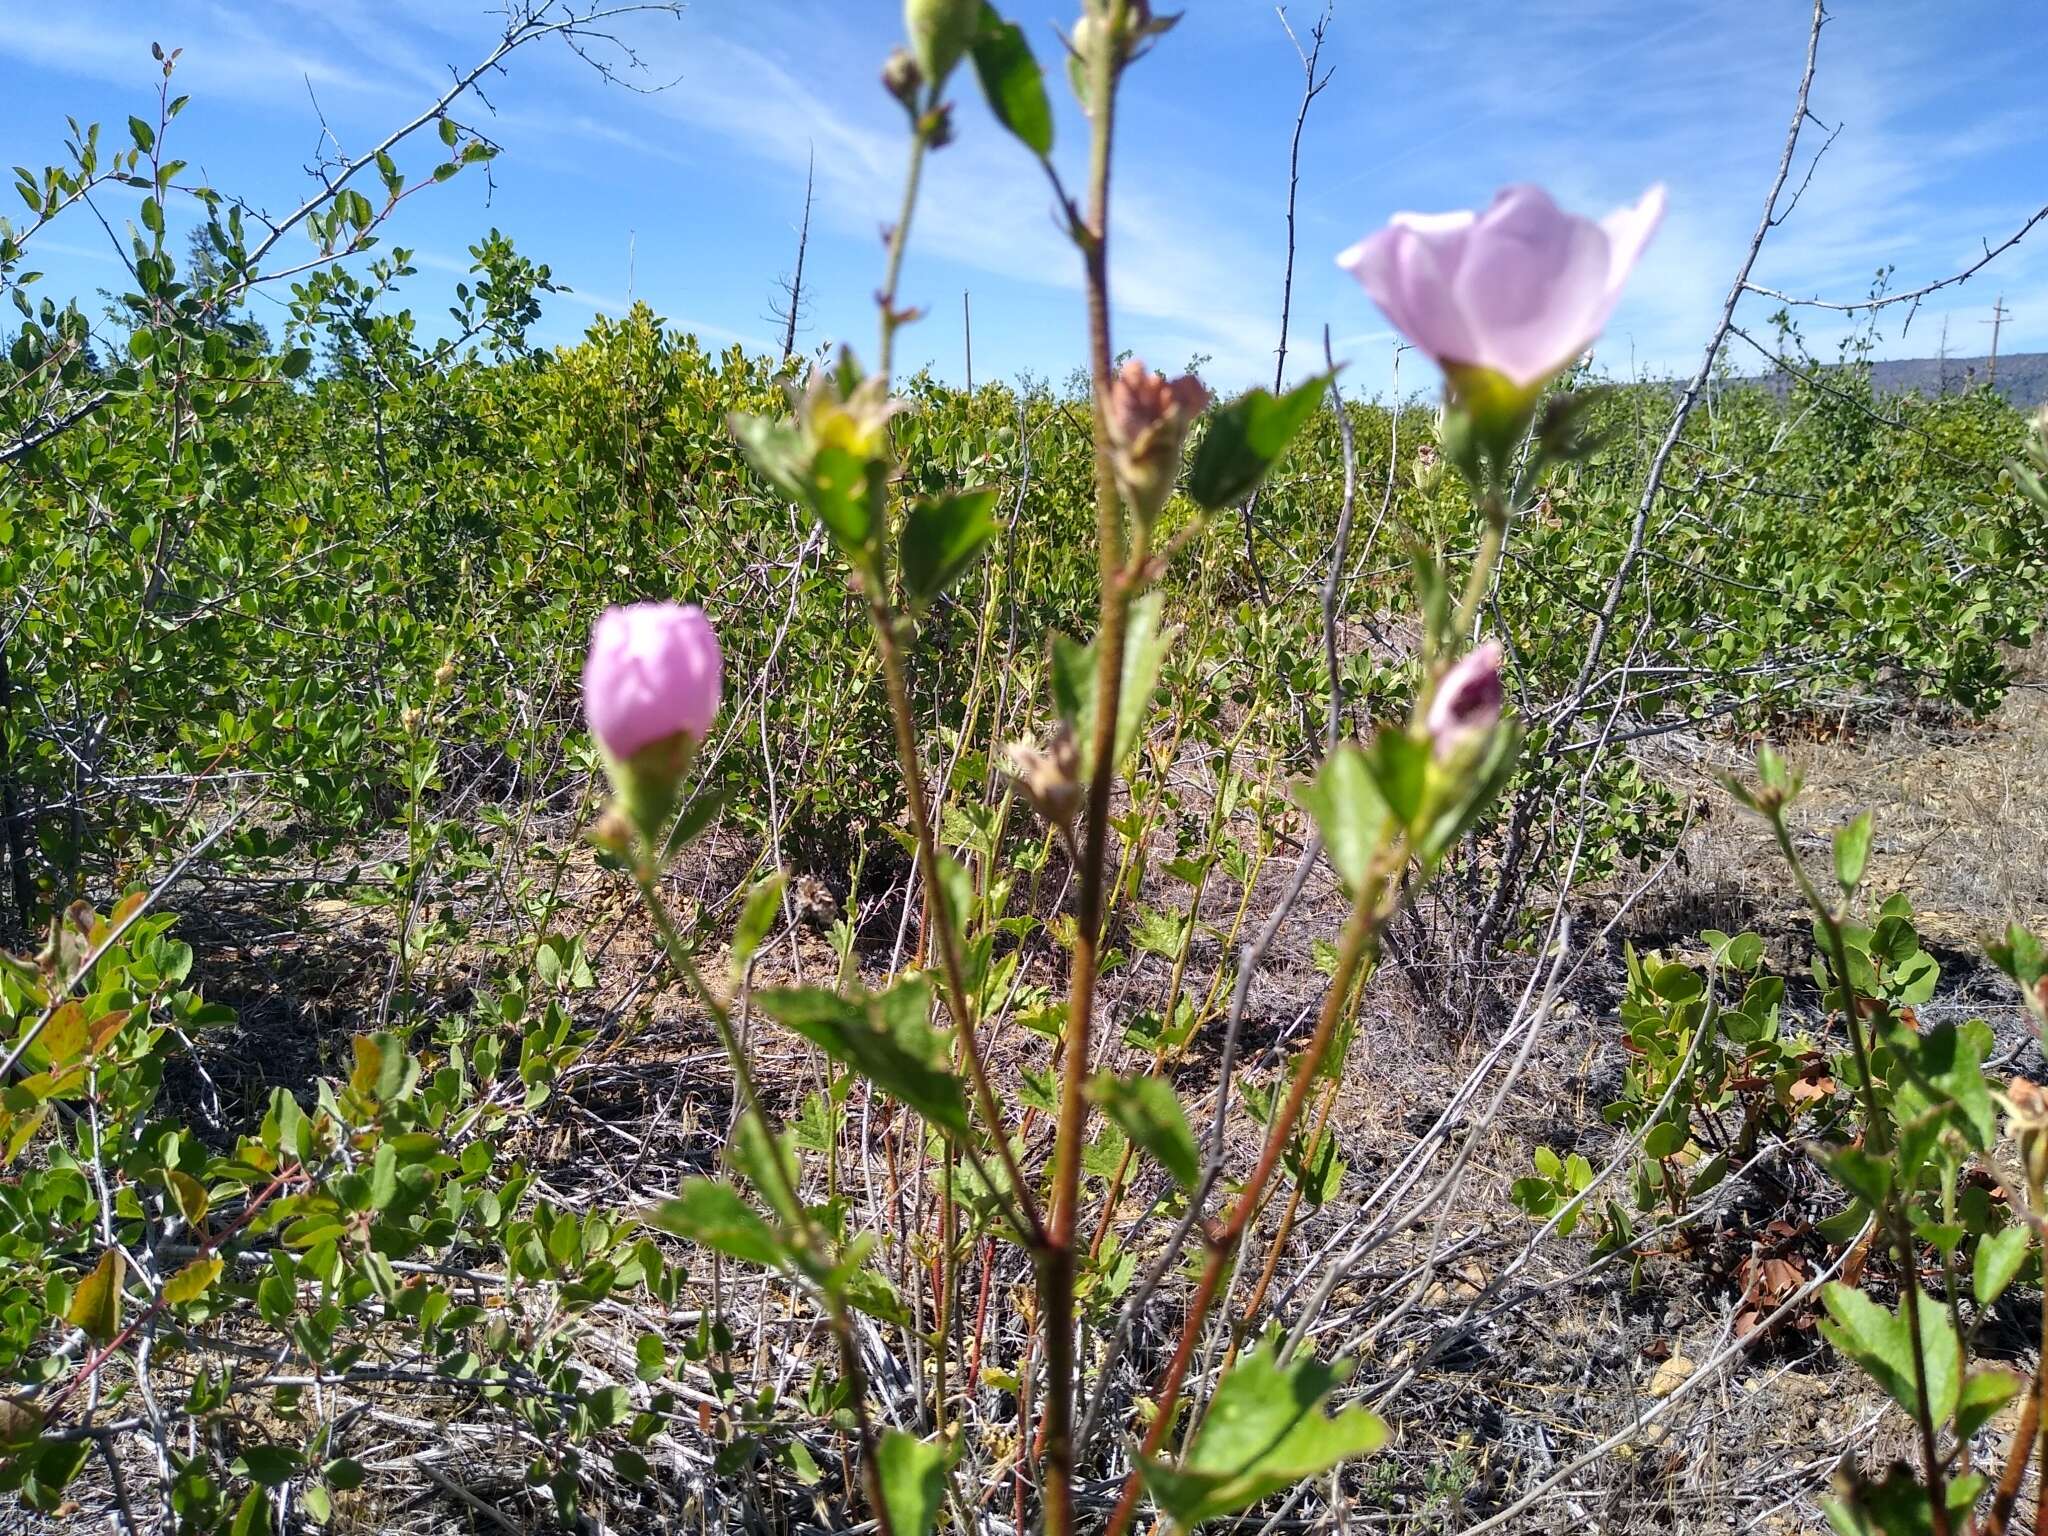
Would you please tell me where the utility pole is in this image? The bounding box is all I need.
[962,290,973,396]
[1936,315,1950,395]
[1983,295,2009,388]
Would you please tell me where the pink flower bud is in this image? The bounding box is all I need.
[1337,184,1664,391]
[1426,642,1504,758]
[583,602,723,762]
[1103,358,1209,523]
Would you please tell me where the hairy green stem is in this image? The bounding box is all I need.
[1041,10,1129,1530]
[876,125,931,385]
[869,601,1044,1244]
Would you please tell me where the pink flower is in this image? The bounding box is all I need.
[1338,184,1665,389]
[1427,642,1504,757]
[583,602,723,761]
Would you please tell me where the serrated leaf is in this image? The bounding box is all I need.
[1141,1344,1386,1526]
[756,978,969,1136]
[1294,745,1389,896]
[1834,812,1874,892]
[1047,592,1176,778]
[1819,1283,1959,1429]
[876,1429,958,1536]
[899,487,998,607]
[1184,373,1330,511]
[1974,1223,2029,1307]
[651,1179,786,1269]
[1956,1368,2022,1440]
[970,7,1053,155]
[1088,1071,1200,1190]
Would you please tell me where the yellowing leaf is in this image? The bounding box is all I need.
[163,1254,223,1305]
[68,1247,127,1342]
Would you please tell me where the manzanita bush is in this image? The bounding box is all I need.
[2,2,2047,1534]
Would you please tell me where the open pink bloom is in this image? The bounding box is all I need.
[1427,642,1504,757]
[583,602,723,761]
[1338,185,1665,389]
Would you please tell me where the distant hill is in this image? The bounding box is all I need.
[1730,351,2048,411]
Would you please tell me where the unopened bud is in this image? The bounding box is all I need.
[2006,1079,2048,1194]
[881,47,923,112]
[434,657,457,687]
[1102,357,1208,525]
[1006,726,1081,843]
[583,602,723,860]
[1410,442,1443,493]
[922,102,956,150]
[400,706,422,733]
[905,0,979,88]
[1425,642,1504,760]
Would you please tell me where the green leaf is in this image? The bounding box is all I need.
[1642,1120,1688,1159]
[323,1458,365,1492]
[899,487,998,607]
[228,1486,270,1536]
[1956,1368,2022,1440]
[807,444,887,565]
[1294,745,1389,896]
[728,1109,803,1226]
[876,1429,959,1536]
[732,413,812,504]
[1046,591,1176,778]
[775,1438,819,1486]
[1834,812,1874,892]
[1819,1283,1959,1429]
[1141,1344,1386,1527]
[756,978,969,1136]
[1184,373,1330,511]
[1361,728,1429,831]
[234,1444,300,1487]
[660,783,734,866]
[651,1179,787,1269]
[127,115,156,154]
[67,1247,125,1343]
[970,8,1054,156]
[635,1331,667,1383]
[1825,1465,1983,1536]
[1825,1145,1893,1207]
[1974,1223,2030,1307]
[731,873,787,978]
[1088,1072,1200,1190]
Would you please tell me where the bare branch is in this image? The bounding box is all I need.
[1744,201,2048,313]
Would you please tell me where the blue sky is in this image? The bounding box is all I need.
[3,2,2043,398]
